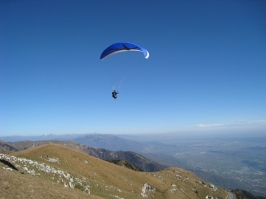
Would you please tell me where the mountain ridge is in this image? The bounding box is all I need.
[0,140,165,172]
[1,143,228,199]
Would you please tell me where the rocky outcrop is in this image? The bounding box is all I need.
[141,183,156,198]
[0,153,90,194]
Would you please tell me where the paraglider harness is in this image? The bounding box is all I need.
[112,90,119,99]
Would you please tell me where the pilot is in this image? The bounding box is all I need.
[112,90,119,99]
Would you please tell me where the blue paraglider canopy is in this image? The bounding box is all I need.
[100,42,149,60]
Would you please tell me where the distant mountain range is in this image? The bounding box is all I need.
[0,133,147,152]
[74,134,145,152]
[0,133,88,142]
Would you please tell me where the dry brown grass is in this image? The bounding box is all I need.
[0,143,230,199]
[0,162,102,199]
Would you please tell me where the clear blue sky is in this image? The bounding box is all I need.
[1,0,266,136]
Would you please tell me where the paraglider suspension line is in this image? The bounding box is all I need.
[117,76,126,90]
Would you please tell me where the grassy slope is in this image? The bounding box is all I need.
[2,143,229,199]
[0,162,102,199]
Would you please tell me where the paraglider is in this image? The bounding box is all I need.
[100,42,149,99]
[100,42,149,60]
[112,90,119,99]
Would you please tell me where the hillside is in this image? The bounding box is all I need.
[0,140,19,152]
[1,143,229,199]
[2,140,165,172]
[0,161,101,199]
